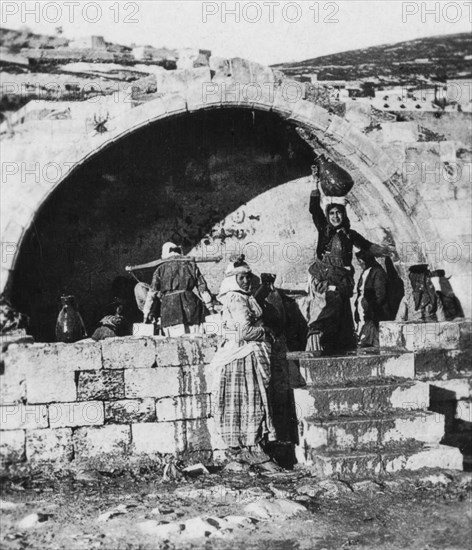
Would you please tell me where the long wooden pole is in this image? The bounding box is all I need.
[125,256,222,272]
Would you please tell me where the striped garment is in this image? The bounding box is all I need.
[216,352,273,448]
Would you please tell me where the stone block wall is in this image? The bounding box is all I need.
[0,336,226,467]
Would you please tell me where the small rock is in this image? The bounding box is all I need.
[296,484,321,498]
[223,515,256,528]
[418,473,451,486]
[18,513,50,529]
[182,463,209,476]
[317,480,351,498]
[180,516,220,539]
[75,470,103,483]
[98,510,126,522]
[224,460,249,472]
[243,498,307,519]
[150,507,161,516]
[456,472,472,489]
[352,480,381,493]
[138,520,183,538]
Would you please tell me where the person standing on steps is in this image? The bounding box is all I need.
[307,169,392,353]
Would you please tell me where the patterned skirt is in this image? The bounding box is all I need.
[216,353,271,448]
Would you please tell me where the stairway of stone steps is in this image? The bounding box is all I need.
[380,320,472,471]
[289,352,463,478]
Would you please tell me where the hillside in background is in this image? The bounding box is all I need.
[273,33,472,84]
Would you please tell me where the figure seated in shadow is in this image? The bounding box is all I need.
[91,299,130,341]
[354,250,392,349]
[396,264,438,322]
[430,269,465,321]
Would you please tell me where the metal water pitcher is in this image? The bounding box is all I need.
[56,295,87,343]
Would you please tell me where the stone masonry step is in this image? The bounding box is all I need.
[294,380,429,418]
[380,320,472,353]
[298,410,444,452]
[296,353,414,386]
[298,443,463,478]
[413,349,472,381]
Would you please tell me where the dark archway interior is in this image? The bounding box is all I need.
[12,108,314,341]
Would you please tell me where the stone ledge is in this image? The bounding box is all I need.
[295,380,430,417]
[380,320,472,353]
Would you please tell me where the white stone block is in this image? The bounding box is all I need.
[383,354,415,378]
[0,429,25,462]
[125,367,181,398]
[155,394,211,422]
[1,404,48,430]
[384,414,444,445]
[26,428,73,462]
[101,337,156,369]
[0,365,26,404]
[26,364,77,403]
[301,421,328,449]
[131,422,186,455]
[456,400,471,422]
[49,402,104,428]
[405,444,463,471]
[155,338,181,366]
[74,425,131,458]
[390,381,430,410]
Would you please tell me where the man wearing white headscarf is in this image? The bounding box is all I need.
[142,242,215,337]
[210,255,277,463]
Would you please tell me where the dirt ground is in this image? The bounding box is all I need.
[1,464,471,550]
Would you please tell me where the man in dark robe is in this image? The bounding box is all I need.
[142,242,215,336]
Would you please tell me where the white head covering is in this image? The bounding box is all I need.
[162,242,181,259]
[217,258,252,300]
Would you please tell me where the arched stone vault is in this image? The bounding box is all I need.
[1,58,427,298]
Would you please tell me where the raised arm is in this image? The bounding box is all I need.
[309,188,327,233]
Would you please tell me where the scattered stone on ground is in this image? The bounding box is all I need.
[243,498,308,519]
[182,463,210,475]
[1,467,471,548]
[17,513,51,529]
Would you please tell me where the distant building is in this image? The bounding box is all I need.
[133,45,157,61]
[176,48,211,69]
[447,79,472,107]
[69,35,106,50]
[132,45,177,64]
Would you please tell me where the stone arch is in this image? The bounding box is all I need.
[1,59,426,298]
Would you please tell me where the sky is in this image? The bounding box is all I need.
[2,0,471,65]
